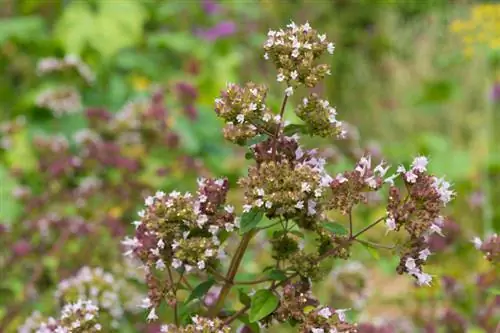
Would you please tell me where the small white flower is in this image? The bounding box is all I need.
[314,188,323,198]
[430,223,444,237]
[172,240,180,250]
[327,42,335,54]
[155,259,166,271]
[472,237,483,249]
[151,247,160,257]
[285,86,293,96]
[209,225,220,235]
[255,188,265,196]
[265,201,273,209]
[243,204,252,213]
[311,328,324,333]
[157,239,165,249]
[418,248,431,261]
[132,220,141,229]
[405,257,417,271]
[147,308,158,321]
[416,272,433,286]
[161,325,170,332]
[318,34,326,42]
[250,88,258,96]
[335,173,348,184]
[205,249,214,257]
[248,102,257,111]
[254,199,264,207]
[290,70,298,80]
[374,162,390,177]
[236,114,245,124]
[335,308,350,322]
[145,196,155,206]
[385,216,396,231]
[140,297,152,309]
[301,182,312,193]
[303,42,312,49]
[197,214,209,227]
[291,48,300,58]
[264,52,269,60]
[185,265,193,272]
[295,201,304,209]
[224,205,234,214]
[197,260,206,270]
[274,115,281,123]
[155,191,166,199]
[170,191,181,198]
[302,22,312,32]
[405,171,418,183]
[307,200,317,216]
[137,210,145,218]
[172,259,183,269]
[224,223,235,232]
[302,98,308,105]
[318,307,332,319]
[277,73,285,82]
[262,113,272,122]
[411,156,428,172]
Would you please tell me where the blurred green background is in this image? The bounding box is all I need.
[1,0,499,332]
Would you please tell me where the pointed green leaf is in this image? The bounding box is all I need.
[239,208,264,234]
[249,290,279,323]
[186,278,215,304]
[323,222,348,235]
[266,269,287,281]
[238,289,252,307]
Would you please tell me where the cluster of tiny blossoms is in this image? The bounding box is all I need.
[159,316,231,333]
[54,267,141,327]
[240,135,332,229]
[297,94,345,138]
[35,87,82,117]
[385,156,454,286]
[272,281,357,333]
[264,21,334,95]
[19,300,101,333]
[36,55,95,84]
[214,82,278,144]
[123,178,237,319]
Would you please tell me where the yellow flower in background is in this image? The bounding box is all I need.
[131,74,151,92]
[450,4,500,57]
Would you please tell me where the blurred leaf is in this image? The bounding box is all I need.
[283,123,308,136]
[246,135,269,146]
[148,31,206,56]
[0,165,21,224]
[4,129,37,172]
[487,287,500,296]
[417,79,455,105]
[55,0,146,58]
[323,222,348,235]
[238,289,252,307]
[359,241,381,260]
[239,208,264,234]
[249,290,279,323]
[0,16,46,43]
[266,269,287,281]
[186,278,215,304]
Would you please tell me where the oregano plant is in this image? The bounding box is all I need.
[22,22,459,332]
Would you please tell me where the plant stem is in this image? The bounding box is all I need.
[166,266,179,326]
[348,209,353,239]
[208,231,256,317]
[271,94,289,160]
[351,215,386,239]
[354,238,395,250]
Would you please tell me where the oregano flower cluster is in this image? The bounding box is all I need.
[127,21,456,331]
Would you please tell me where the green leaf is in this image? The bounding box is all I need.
[283,123,308,136]
[55,0,146,58]
[249,290,279,323]
[266,269,287,281]
[239,208,264,234]
[0,165,21,224]
[185,278,216,304]
[487,287,500,296]
[238,289,252,307]
[0,16,46,43]
[323,222,348,236]
[359,242,381,260]
[245,135,269,146]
